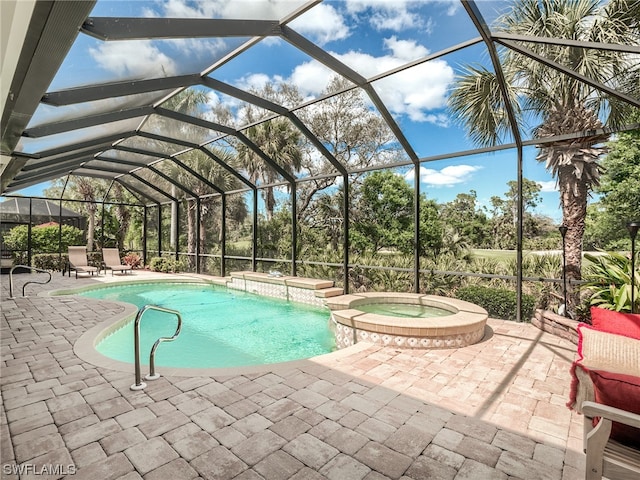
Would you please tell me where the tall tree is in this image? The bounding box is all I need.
[151,88,248,263]
[297,76,405,222]
[237,117,302,220]
[111,183,131,252]
[44,177,107,252]
[448,0,639,307]
[156,87,210,257]
[352,171,414,253]
[75,178,98,251]
[586,123,640,249]
[167,148,246,259]
[351,170,444,257]
[440,191,490,247]
[488,179,544,249]
[235,83,304,221]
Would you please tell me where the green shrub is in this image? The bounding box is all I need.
[87,251,101,267]
[455,285,536,321]
[582,251,639,312]
[2,224,84,254]
[31,251,100,272]
[149,256,183,273]
[32,253,67,271]
[123,252,142,269]
[149,257,166,272]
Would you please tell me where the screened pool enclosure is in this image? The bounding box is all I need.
[2,0,639,321]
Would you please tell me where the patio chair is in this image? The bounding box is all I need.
[102,248,132,276]
[582,401,640,480]
[67,246,99,278]
[567,312,640,480]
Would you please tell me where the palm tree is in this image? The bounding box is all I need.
[153,87,216,259]
[111,183,131,252]
[449,0,639,308]
[237,117,303,220]
[168,148,246,260]
[75,177,101,251]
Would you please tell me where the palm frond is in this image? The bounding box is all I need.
[448,65,520,147]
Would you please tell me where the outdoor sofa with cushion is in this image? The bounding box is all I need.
[568,307,640,480]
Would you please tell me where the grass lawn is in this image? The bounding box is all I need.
[471,248,606,269]
[471,249,518,262]
[228,240,252,252]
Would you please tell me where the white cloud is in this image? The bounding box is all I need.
[238,73,275,91]
[142,0,346,58]
[537,180,558,192]
[289,3,350,45]
[345,0,422,31]
[145,0,307,20]
[370,8,420,31]
[168,37,230,61]
[405,164,482,186]
[440,0,461,16]
[384,36,429,60]
[205,91,221,108]
[286,36,453,124]
[144,0,209,17]
[374,60,453,122]
[289,61,341,99]
[89,41,177,78]
[132,0,452,126]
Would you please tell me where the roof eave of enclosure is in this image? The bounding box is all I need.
[1,0,97,192]
[1,0,639,204]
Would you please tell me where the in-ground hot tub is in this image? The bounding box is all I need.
[326,292,488,349]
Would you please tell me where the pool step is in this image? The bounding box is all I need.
[315,287,344,299]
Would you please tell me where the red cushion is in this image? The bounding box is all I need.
[590,307,640,340]
[588,369,640,449]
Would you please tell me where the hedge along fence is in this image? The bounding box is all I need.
[32,253,68,271]
[2,224,84,254]
[2,224,102,272]
[455,285,536,322]
[148,256,185,273]
[32,251,103,272]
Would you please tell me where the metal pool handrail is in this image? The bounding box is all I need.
[130,305,183,391]
[8,265,52,298]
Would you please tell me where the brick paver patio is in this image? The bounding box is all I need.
[1,270,586,479]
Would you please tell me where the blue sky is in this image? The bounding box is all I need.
[13,0,564,221]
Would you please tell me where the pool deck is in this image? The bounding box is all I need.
[1,270,586,479]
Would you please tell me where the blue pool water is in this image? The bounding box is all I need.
[80,283,335,368]
[358,303,451,318]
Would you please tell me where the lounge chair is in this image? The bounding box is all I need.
[67,246,99,278]
[102,248,132,276]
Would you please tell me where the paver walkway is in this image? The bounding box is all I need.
[1,270,586,479]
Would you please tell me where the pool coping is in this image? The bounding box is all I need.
[327,292,488,349]
[46,277,368,378]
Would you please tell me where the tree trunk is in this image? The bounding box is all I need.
[186,200,196,268]
[114,204,130,252]
[199,207,206,259]
[86,203,96,252]
[113,186,130,252]
[265,187,275,221]
[559,166,587,310]
[170,185,177,248]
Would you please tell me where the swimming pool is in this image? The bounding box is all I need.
[80,283,335,368]
[357,303,451,318]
